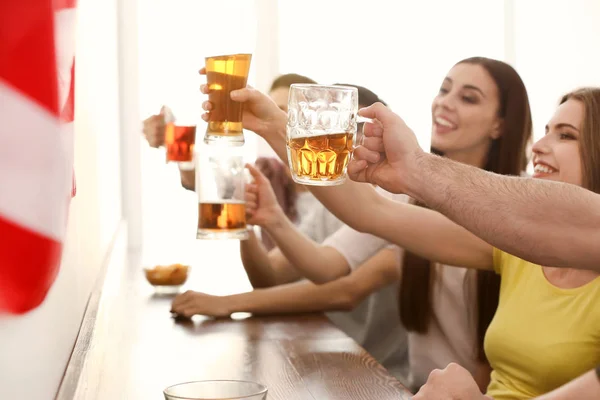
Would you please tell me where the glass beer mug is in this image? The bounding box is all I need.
[286,84,369,186]
[195,145,248,240]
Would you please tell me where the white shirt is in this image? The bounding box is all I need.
[322,192,410,384]
[295,191,344,243]
[322,191,479,389]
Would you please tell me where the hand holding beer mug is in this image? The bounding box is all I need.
[204,53,252,145]
[196,146,248,240]
[286,84,370,186]
[142,106,172,148]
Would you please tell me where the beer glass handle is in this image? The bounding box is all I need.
[355,116,374,147]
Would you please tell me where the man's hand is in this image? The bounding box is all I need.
[348,102,424,194]
[170,290,231,318]
[413,363,493,400]
[198,68,287,140]
[244,164,285,227]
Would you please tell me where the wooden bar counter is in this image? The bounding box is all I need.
[56,235,412,399]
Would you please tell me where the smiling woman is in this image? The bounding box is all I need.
[399,56,532,391]
[532,89,600,194]
[532,100,584,184]
[468,87,600,399]
[430,58,531,172]
[561,88,600,193]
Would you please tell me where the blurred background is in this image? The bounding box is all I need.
[1,1,600,398]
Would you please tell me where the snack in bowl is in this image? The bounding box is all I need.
[144,263,189,287]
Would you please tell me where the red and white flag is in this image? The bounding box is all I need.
[0,0,77,314]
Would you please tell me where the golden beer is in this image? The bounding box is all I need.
[287,132,354,184]
[197,201,247,239]
[204,53,252,145]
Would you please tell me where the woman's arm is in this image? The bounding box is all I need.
[311,183,493,270]
[261,210,352,283]
[245,164,358,283]
[202,87,493,271]
[254,118,492,270]
[223,90,493,271]
[254,160,493,271]
[171,247,400,317]
[239,229,302,288]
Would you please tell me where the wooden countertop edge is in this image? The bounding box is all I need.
[55,221,128,400]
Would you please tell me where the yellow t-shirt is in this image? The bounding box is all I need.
[485,248,600,400]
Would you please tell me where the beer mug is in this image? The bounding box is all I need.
[286,84,369,186]
[163,106,197,170]
[196,145,248,240]
[204,53,252,146]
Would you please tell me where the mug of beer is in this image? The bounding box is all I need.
[204,53,252,146]
[196,145,248,240]
[286,84,368,186]
[163,106,197,169]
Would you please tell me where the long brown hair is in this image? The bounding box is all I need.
[399,57,533,362]
[559,88,600,194]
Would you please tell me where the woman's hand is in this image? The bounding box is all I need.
[244,163,285,227]
[198,68,287,141]
[171,290,231,318]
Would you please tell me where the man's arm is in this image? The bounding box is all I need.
[349,103,600,270]
[406,153,600,270]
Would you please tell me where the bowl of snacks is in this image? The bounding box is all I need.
[144,263,189,294]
